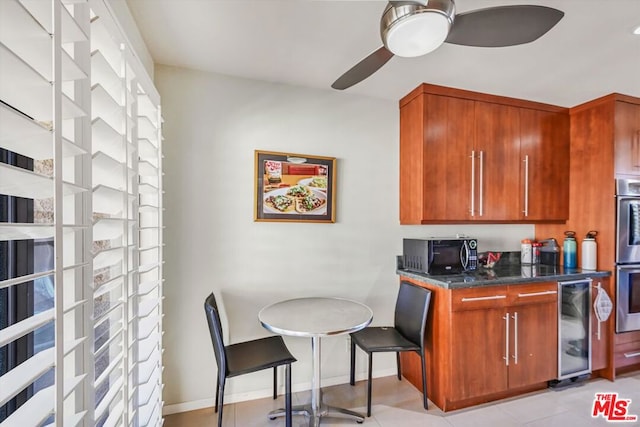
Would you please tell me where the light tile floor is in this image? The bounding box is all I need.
[164,371,640,427]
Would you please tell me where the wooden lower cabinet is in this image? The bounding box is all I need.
[507,302,558,388]
[450,307,508,400]
[449,284,557,401]
[614,331,640,371]
[399,276,558,411]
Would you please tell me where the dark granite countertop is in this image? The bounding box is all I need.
[397,264,611,289]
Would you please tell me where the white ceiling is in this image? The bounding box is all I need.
[125,0,640,107]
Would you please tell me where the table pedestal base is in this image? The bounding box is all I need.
[268,403,365,426]
[259,300,373,427]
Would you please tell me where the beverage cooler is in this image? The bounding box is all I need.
[551,279,592,387]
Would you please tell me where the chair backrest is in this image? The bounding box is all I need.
[394,281,432,348]
[204,292,227,377]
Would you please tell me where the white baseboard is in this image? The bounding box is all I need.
[162,368,397,416]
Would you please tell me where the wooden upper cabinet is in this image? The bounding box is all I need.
[422,95,474,221]
[614,101,640,176]
[399,83,569,224]
[474,102,521,221]
[520,108,570,221]
[400,93,475,223]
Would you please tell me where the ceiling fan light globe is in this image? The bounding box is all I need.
[385,12,450,57]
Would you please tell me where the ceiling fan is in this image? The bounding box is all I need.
[331,0,564,90]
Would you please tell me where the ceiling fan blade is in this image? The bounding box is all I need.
[331,46,394,90]
[445,5,564,47]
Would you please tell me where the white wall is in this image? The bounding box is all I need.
[107,0,154,79]
[156,64,535,414]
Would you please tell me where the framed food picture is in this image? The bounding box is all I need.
[254,150,336,223]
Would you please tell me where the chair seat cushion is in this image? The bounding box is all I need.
[225,336,296,377]
[350,326,420,353]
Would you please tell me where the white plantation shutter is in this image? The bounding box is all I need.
[132,83,163,427]
[1,1,92,426]
[0,0,163,426]
[91,10,127,426]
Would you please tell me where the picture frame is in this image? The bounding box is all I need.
[254,150,336,223]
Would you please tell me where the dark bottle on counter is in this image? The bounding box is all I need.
[563,231,577,268]
[539,238,560,266]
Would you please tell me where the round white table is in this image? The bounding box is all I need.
[259,297,373,427]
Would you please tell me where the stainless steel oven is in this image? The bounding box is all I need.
[616,178,640,264]
[615,178,640,332]
[616,265,640,332]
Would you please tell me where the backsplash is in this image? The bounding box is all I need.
[478,251,520,267]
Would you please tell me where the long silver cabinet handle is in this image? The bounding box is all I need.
[523,155,529,216]
[470,151,475,216]
[624,351,640,358]
[479,151,484,217]
[517,290,558,298]
[512,312,518,364]
[461,295,507,302]
[635,130,640,168]
[504,312,509,366]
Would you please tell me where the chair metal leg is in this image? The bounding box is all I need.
[349,339,356,386]
[215,377,220,413]
[367,352,373,417]
[217,377,226,427]
[273,367,278,399]
[396,352,401,380]
[420,352,428,410]
[285,363,292,427]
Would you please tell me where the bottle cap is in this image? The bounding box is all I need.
[564,230,576,239]
[586,230,598,239]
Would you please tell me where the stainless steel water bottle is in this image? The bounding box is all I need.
[563,231,577,268]
[581,230,598,270]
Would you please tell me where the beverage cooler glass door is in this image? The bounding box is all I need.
[558,279,592,380]
[616,265,640,333]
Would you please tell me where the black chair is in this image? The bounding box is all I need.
[349,281,432,417]
[204,293,297,427]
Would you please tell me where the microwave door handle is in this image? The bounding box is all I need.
[461,242,469,270]
[428,242,435,268]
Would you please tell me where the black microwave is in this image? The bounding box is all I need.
[402,238,478,275]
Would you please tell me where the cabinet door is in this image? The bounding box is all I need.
[400,94,427,224]
[422,94,475,221]
[474,102,521,220]
[591,278,611,372]
[450,308,509,400]
[519,108,569,221]
[614,101,640,176]
[507,302,558,388]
